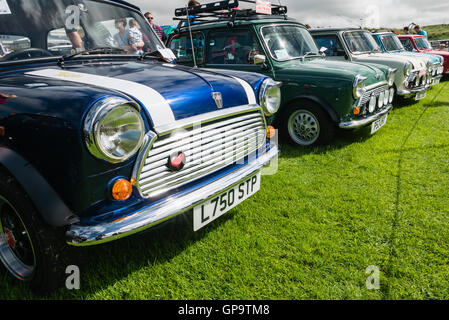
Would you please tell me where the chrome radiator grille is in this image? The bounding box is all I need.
[137,110,267,198]
[359,84,390,106]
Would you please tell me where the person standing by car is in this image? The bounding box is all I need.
[414,25,428,38]
[403,26,410,35]
[144,12,167,42]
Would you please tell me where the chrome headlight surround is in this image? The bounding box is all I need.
[259,78,282,116]
[386,68,396,87]
[426,60,432,73]
[404,61,413,77]
[84,96,145,163]
[353,75,367,99]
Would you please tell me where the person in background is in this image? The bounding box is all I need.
[127,18,144,54]
[188,0,200,6]
[414,25,428,38]
[114,18,129,48]
[403,26,410,34]
[185,0,200,26]
[144,12,167,42]
[305,24,311,29]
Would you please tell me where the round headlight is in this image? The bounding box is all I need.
[259,78,282,116]
[386,68,396,87]
[383,90,389,106]
[369,95,377,113]
[84,97,145,163]
[353,75,367,99]
[404,62,412,77]
[389,88,394,103]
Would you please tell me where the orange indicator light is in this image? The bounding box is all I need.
[112,179,133,201]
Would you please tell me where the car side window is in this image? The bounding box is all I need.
[47,28,76,56]
[170,32,205,65]
[0,34,31,54]
[314,35,344,56]
[207,30,263,65]
[400,38,414,51]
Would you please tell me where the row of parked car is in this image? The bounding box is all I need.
[0,0,447,291]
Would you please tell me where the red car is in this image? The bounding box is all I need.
[398,34,449,74]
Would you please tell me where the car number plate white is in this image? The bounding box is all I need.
[193,172,261,231]
[371,113,388,135]
[415,91,427,101]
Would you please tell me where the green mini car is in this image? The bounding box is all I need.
[168,1,396,147]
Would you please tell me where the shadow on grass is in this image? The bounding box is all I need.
[1,209,238,300]
[279,126,375,159]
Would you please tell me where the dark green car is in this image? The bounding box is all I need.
[168,7,396,146]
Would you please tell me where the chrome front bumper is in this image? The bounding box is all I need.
[339,104,392,129]
[397,85,430,96]
[66,145,279,246]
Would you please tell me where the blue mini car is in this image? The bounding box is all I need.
[0,0,280,290]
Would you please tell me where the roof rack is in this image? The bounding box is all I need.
[173,0,288,30]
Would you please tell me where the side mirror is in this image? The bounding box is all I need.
[253,54,266,65]
[319,47,328,56]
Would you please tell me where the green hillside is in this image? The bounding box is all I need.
[424,24,449,40]
[379,24,449,40]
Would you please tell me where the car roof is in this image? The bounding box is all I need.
[309,27,363,33]
[178,16,304,32]
[397,34,425,39]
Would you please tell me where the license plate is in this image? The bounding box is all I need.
[193,172,261,231]
[415,91,427,101]
[371,113,388,135]
[432,78,441,85]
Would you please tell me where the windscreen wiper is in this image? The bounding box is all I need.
[301,51,321,61]
[58,47,127,66]
[139,49,174,63]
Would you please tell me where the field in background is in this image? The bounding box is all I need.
[382,24,449,40]
[1,79,449,300]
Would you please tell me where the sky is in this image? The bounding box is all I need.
[130,0,449,29]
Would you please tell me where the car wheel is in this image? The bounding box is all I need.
[0,170,68,292]
[282,103,335,147]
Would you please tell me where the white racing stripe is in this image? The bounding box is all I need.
[231,76,257,105]
[25,69,175,127]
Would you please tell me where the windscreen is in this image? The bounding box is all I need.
[381,34,404,52]
[261,25,319,61]
[0,0,163,63]
[344,31,382,54]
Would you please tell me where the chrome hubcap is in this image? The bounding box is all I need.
[288,110,320,146]
[0,196,36,281]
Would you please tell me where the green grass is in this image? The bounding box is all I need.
[2,79,449,300]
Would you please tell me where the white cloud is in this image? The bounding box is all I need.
[128,0,449,29]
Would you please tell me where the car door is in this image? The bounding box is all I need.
[203,27,274,77]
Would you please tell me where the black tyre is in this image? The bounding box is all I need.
[281,102,336,147]
[0,170,69,293]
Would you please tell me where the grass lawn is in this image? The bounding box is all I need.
[1,79,449,300]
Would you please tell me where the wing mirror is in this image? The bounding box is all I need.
[253,54,267,65]
[319,47,327,56]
